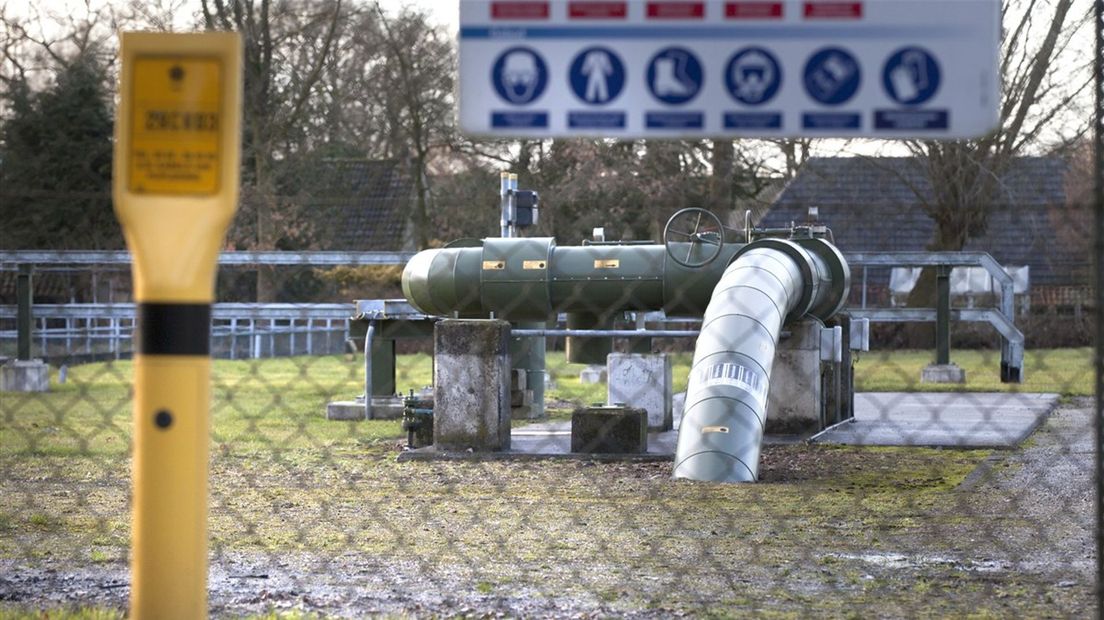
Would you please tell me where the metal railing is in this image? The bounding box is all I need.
[846,252,1024,381]
[1,250,1024,379]
[0,250,416,268]
[0,303,356,362]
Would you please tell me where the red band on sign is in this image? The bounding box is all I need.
[803,2,863,18]
[569,1,628,18]
[491,1,550,19]
[725,2,783,18]
[647,1,705,19]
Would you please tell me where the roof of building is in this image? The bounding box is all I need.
[761,156,1085,287]
[302,159,414,251]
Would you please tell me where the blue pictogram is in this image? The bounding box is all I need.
[803,47,861,106]
[569,47,626,105]
[725,47,782,106]
[882,47,940,106]
[646,47,703,105]
[492,47,548,105]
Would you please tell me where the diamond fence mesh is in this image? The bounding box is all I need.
[0,221,1096,618]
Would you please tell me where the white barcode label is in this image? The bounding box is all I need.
[691,362,768,407]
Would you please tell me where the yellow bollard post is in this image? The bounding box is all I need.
[113,32,242,619]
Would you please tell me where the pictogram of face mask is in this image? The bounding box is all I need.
[502,51,540,103]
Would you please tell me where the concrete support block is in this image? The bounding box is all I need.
[370,396,407,420]
[434,319,511,451]
[510,369,527,391]
[325,396,404,421]
[922,363,967,384]
[510,406,532,421]
[607,353,673,431]
[571,406,648,454]
[1,359,49,393]
[579,365,607,384]
[767,321,822,435]
[326,401,364,421]
[511,388,533,408]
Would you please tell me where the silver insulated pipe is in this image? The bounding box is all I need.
[673,238,849,483]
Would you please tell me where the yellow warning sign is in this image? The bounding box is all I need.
[128,57,222,195]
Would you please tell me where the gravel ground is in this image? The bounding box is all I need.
[0,398,1096,618]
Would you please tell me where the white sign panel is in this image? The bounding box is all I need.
[458,0,1000,138]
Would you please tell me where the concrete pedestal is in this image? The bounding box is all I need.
[571,406,647,454]
[1,359,49,393]
[325,396,404,421]
[579,365,607,384]
[922,363,967,384]
[608,353,673,431]
[767,321,822,434]
[510,369,537,420]
[434,320,512,451]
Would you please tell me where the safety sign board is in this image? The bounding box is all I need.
[459,0,1000,138]
[128,57,223,195]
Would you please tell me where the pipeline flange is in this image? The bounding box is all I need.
[795,238,851,321]
[731,238,816,324]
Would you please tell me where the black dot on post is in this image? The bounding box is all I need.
[154,410,173,429]
[169,65,185,82]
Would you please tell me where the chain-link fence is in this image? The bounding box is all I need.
[1,207,1097,618]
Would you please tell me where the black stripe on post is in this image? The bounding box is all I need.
[137,303,211,356]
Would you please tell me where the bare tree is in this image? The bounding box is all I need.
[894,0,1092,315]
[361,2,456,250]
[0,1,117,95]
[201,0,344,301]
[907,0,1089,247]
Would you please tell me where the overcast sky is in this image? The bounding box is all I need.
[405,0,459,31]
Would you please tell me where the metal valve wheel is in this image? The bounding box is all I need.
[663,207,725,268]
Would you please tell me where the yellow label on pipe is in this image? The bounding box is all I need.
[594,259,620,269]
[129,57,223,195]
[522,260,547,270]
[483,260,506,270]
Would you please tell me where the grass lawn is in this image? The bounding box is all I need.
[532,347,1091,409]
[0,347,1093,617]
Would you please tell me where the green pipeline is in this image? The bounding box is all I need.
[403,237,758,320]
[403,235,851,483]
[402,236,848,322]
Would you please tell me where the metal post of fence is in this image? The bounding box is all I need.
[936,264,952,365]
[363,321,375,420]
[1093,0,1103,609]
[230,318,237,360]
[16,264,32,361]
[861,266,867,309]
